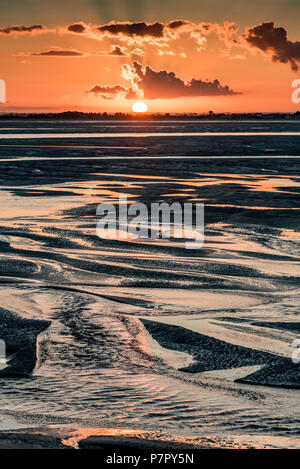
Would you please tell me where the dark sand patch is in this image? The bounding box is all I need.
[252,322,300,334]
[141,319,300,388]
[0,307,50,377]
[79,435,201,450]
[218,317,300,334]
[0,427,259,449]
[236,361,300,389]
[0,430,68,449]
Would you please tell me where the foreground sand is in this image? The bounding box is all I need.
[0,427,282,449]
[0,121,299,446]
[0,427,221,449]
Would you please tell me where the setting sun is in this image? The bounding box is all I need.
[132,102,148,113]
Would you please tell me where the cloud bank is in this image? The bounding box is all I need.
[0,24,48,35]
[128,62,240,98]
[3,20,299,71]
[97,46,127,57]
[243,22,300,71]
[88,62,240,100]
[26,49,85,57]
[88,84,136,100]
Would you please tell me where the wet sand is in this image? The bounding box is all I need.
[141,319,299,388]
[0,120,299,448]
[0,426,296,449]
[0,307,50,377]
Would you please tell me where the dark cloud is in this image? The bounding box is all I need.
[108,46,127,56]
[88,78,142,99]
[88,84,132,99]
[0,24,46,35]
[87,85,137,99]
[167,20,190,30]
[89,85,127,94]
[97,21,165,38]
[64,19,241,51]
[88,62,240,101]
[67,19,194,40]
[129,62,240,99]
[64,19,244,56]
[19,46,126,58]
[68,23,86,33]
[28,49,84,56]
[243,22,300,71]
[96,46,127,57]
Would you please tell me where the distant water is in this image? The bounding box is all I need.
[0,120,299,448]
[0,119,300,158]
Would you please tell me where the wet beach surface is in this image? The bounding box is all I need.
[0,120,299,448]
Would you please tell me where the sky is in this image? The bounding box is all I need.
[0,0,299,113]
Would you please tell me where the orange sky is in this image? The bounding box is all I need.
[0,0,299,113]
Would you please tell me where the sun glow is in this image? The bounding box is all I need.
[132,102,148,113]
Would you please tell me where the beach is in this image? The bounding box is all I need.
[0,119,299,449]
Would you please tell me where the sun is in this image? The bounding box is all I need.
[132,101,148,113]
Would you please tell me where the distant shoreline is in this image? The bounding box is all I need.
[0,111,299,120]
